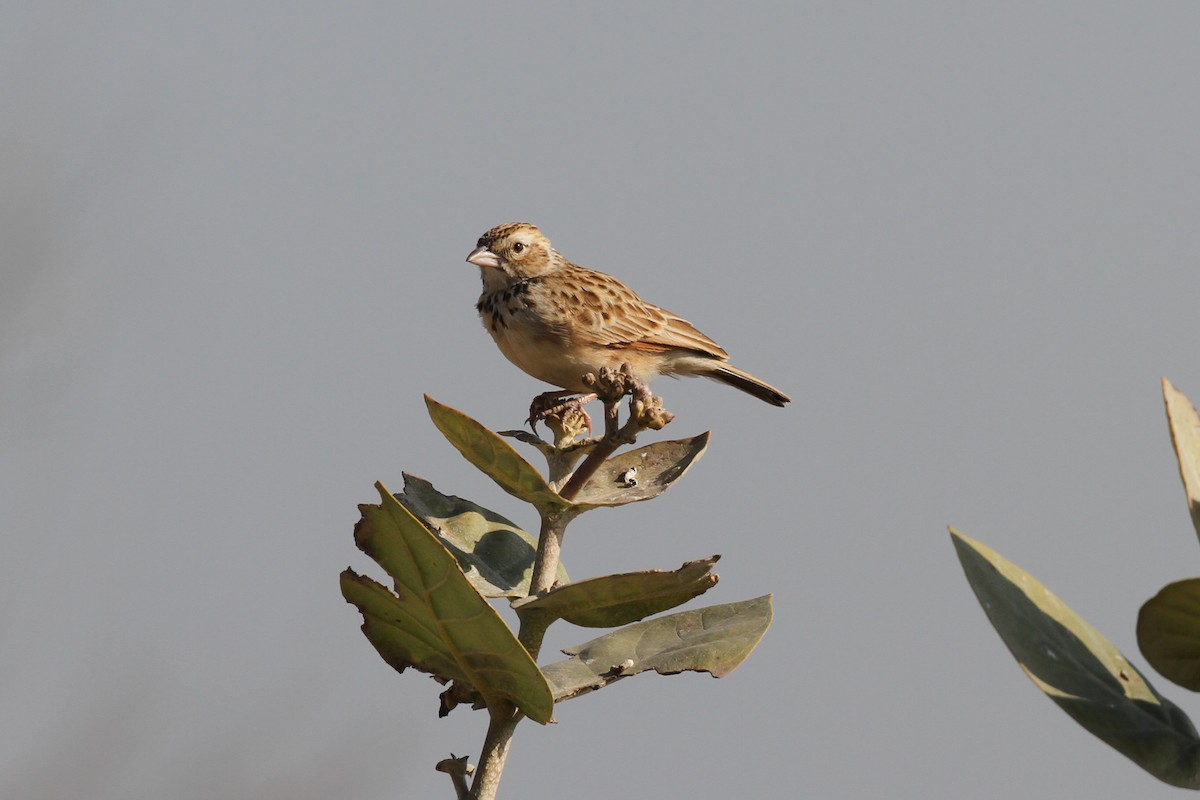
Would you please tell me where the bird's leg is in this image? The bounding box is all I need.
[527,390,598,438]
[527,388,575,421]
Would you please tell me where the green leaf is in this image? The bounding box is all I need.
[571,433,710,509]
[541,595,773,703]
[951,528,1200,788]
[1163,378,1200,542]
[425,395,570,514]
[395,472,567,598]
[516,556,720,628]
[340,482,554,724]
[1139,579,1200,691]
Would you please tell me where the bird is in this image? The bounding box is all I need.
[466,222,790,410]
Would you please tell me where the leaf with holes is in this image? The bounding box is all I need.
[341,482,553,724]
[571,433,710,508]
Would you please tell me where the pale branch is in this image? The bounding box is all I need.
[527,509,575,598]
[436,755,474,800]
[468,704,523,800]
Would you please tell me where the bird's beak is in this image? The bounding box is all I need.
[466,246,501,269]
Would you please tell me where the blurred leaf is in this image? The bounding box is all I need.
[951,528,1200,788]
[395,473,567,598]
[570,433,709,508]
[1163,378,1200,542]
[517,556,720,628]
[541,595,772,703]
[340,482,553,724]
[1139,579,1200,691]
[425,395,570,514]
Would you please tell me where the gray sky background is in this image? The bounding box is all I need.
[5,3,1200,798]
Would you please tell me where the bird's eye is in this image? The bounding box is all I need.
[512,242,525,254]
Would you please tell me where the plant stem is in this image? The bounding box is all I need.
[515,612,551,661]
[435,755,473,800]
[467,374,665,798]
[469,703,523,800]
[528,508,573,596]
[558,399,622,501]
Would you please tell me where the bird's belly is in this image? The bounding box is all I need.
[490,327,612,392]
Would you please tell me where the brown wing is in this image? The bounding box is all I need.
[559,264,730,359]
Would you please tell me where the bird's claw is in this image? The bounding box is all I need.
[527,391,597,443]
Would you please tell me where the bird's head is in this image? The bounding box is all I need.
[467,222,560,280]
